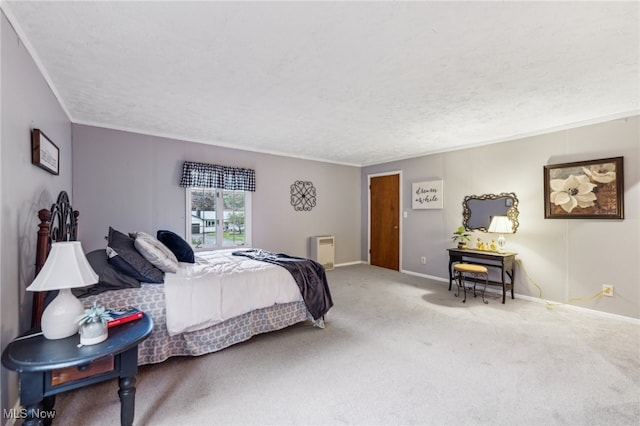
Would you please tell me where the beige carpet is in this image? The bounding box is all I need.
[53,264,639,425]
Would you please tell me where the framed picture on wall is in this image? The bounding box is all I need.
[412,180,443,209]
[543,156,623,219]
[31,129,59,175]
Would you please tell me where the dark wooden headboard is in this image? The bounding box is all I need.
[32,191,79,328]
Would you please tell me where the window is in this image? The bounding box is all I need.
[180,161,255,249]
[186,188,252,249]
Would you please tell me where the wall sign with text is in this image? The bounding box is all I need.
[31,129,59,175]
[412,180,443,209]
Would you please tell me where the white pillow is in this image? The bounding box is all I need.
[131,231,179,273]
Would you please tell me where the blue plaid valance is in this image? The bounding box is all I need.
[179,161,256,191]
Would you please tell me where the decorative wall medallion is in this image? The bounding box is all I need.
[290,181,316,211]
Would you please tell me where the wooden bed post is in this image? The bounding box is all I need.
[31,191,80,329]
[32,209,52,328]
[72,210,79,241]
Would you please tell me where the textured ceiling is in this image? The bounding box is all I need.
[3,2,638,166]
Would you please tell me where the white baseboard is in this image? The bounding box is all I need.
[402,269,448,283]
[515,293,640,325]
[334,260,366,268]
[400,269,640,325]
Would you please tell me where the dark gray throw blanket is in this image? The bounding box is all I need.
[232,249,333,320]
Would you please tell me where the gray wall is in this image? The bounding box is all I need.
[1,11,73,414]
[362,116,640,319]
[71,125,362,264]
[2,4,638,415]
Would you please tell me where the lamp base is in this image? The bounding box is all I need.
[497,235,506,253]
[41,289,84,339]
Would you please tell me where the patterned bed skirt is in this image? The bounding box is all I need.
[81,284,312,365]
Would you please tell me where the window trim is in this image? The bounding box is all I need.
[185,188,252,250]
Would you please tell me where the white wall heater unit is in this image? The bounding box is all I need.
[309,235,335,270]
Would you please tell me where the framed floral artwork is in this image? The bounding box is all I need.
[543,156,624,219]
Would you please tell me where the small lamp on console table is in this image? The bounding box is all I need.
[27,241,98,339]
[488,216,513,253]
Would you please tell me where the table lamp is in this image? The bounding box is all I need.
[26,241,98,339]
[487,216,513,253]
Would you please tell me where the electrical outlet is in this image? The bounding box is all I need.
[602,285,614,297]
[420,256,427,264]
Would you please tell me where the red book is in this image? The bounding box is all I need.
[107,307,143,328]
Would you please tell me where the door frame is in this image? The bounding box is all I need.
[367,170,403,268]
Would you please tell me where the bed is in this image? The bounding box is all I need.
[32,191,333,365]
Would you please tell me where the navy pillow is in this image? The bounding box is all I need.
[107,227,164,283]
[157,230,195,263]
[73,249,141,297]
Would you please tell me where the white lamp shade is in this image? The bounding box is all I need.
[27,241,98,292]
[488,216,513,234]
[26,241,98,339]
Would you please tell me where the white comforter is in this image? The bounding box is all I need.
[163,249,303,335]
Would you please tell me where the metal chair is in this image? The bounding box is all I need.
[453,263,489,303]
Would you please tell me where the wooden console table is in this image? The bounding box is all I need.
[447,248,516,304]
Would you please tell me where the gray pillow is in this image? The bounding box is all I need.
[107,227,164,283]
[73,249,141,297]
[131,231,179,273]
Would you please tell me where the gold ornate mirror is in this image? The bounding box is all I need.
[462,192,519,233]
